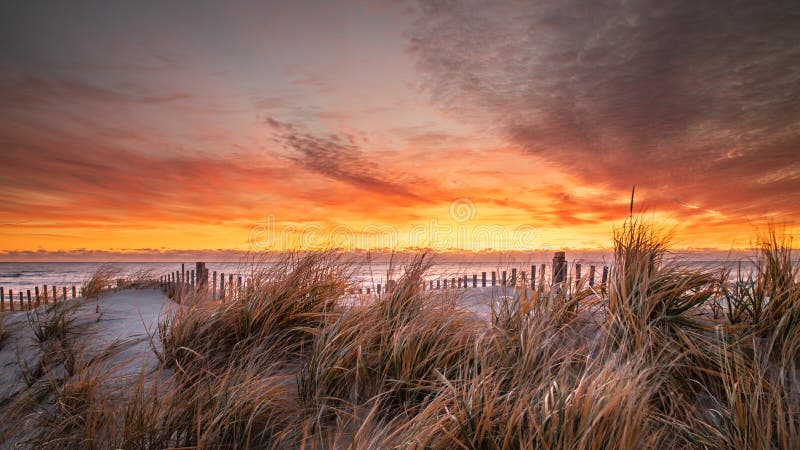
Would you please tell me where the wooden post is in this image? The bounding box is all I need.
[473,274,478,288]
[436,280,440,289]
[502,271,507,286]
[0,287,4,312]
[531,265,536,290]
[213,271,217,298]
[44,285,49,303]
[575,263,582,291]
[511,268,517,286]
[552,252,566,285]
[228,274,234,299]
[63,286,67,301]
[196,263,206,289]
[482,272,487,287]
[540,264,546,287]
[457,277,461,288]
[190,270,195,288]
[220,273,225,301]
[589,265,596,286]
[237,276,242,292]
[451,277,455,289]
[491,272,496,286]
[52,285,57,302]
[181,264,185,282]
[521,271,527,289]
[19,291,23,310]
[602,266,609,284]
[72,285,77,298]
[429,280,433,290]
[27,290,32,309]
[8,289,13,311]
[34,286,40,305]
[377,284,382,294]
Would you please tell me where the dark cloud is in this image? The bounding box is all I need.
[408,0,800,217]
[266,117,425,202]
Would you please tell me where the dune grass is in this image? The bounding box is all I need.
[7,222,800,449]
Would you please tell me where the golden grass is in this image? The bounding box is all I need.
[6,224,800,449]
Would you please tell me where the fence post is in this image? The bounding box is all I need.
[0,287,3,312]
[589,265,596,286]
[575,263,582,290]
[212,271,217,298]
[552,252,567,286]
[511,268,517,286]
[19,292,23,310]
[8,289,13,311]
[228,274,234,299]
[44,285,49,304]
[72,285,77,298]
[502,271,507,286]
[27,290,32,309]
[52,285,57,302]
[539,264,546,287]
[602,266,609,284]
[531,265,536,290]
[63,286,67,301]
[473,274,478,288]
[491,272,496,286]
[481,272,486,287]
[220,273,225,301]
[196,263,206,289]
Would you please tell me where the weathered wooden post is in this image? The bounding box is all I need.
[531,265,536,290]
[521,271,527,289]
[196,263,207,289]
[52,285,57,301]
[491,272,496,286]
[602,266,609,284]
[212,271,218,298]
[575,263,582,291]
[377,284,382,294]
[228,274,234,299]
[44,285,49,303]
[0,287,4,312]
[63,286,67,301]
[539,264,546,287]
[8,289,13,311]
[436,280,440,289]
[482,272,487,287]
[473,274,478,288]
[589,265,596,286]
[72,285,77,298]
[27,290,32,308]
[430,280,434,290]
[552,252,567,286]
[19,292,24,309]
[220,273,225,301]
[502,271,507,286]
[511,268,517,286]
[34,286,40,305]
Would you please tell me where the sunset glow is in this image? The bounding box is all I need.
[1,1,798,258]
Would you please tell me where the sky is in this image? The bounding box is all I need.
[1,0,799,259]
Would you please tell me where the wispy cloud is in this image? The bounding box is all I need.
[408,0,800,218]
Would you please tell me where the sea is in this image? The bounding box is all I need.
[0,257,758,295]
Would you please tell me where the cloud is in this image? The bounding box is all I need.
[407,0,800,218]
[266,117,426,202]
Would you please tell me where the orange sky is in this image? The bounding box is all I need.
[1,1,798,259]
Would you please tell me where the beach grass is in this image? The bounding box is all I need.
[5,220,800,449]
